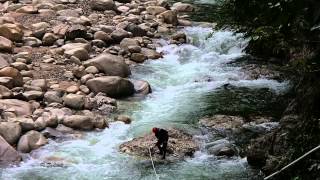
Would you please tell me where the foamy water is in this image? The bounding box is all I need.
[1,27,288,180]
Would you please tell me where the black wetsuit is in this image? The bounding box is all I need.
[155,129,169,159]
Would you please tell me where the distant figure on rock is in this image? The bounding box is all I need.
[152,127,169,159]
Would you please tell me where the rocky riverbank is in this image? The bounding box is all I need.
[0,0,196,166]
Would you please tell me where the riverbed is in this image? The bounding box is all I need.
[1,1,289,180]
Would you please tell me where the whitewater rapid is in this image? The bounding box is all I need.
[1,27,288,180]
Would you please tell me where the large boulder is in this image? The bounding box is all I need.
[63,94,85,110]
[131,79,152,95]
[0,67,23,87]
[17,130,48,153]
[90,0,115,11]
[0,55,9,69]
[86,76,134,98]
[120,38,139,50]
[0,99,33,117]
[83,53,131,78]
[119,128,198,161]
[62,115,94,130]
[110,29,130,43]
[158,10,178,25]
[0,122,21,145]
[0,36,13,53]
[125,24,147,37]
[0,84,12,98]
[10,118,35,131]
[0,23,24,42]
[0,135,21,165]
[141,48,162,59]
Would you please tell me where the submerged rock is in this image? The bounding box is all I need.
[119,129,198,161]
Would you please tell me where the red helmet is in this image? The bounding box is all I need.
[152,127,158,133]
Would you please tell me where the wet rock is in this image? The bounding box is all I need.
[0,135,21,164]
[206,139,236,157]
[0,23,24,42]
[83,53,131,77]
[130,53,146,63]
[17,130,48,153]
[0,99,33,117]
[141,48,162,59]
[131,79,152,95]
[62,115,94,130]
[115,115,131,124]
[0,36,13,53]
[90,0,115,11]
[55,124,75,134]
[86,76,134,98]
[0,122,21,145]
[119,128,198,161]
[41,127,64,139]
[63,94,85,110]
[171,32,186,43]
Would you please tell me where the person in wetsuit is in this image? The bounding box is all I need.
[152,127,169,159]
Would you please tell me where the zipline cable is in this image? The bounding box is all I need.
[264,144,320,180]
[148,147,160,180]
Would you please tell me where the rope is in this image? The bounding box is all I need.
[148,147,160,180]
[264,144,320,180]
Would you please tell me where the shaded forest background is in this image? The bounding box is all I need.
[213,0,320,179]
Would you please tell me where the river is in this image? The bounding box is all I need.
[1,2,289,180]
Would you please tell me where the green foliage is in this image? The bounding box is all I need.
[217,0,320,69]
